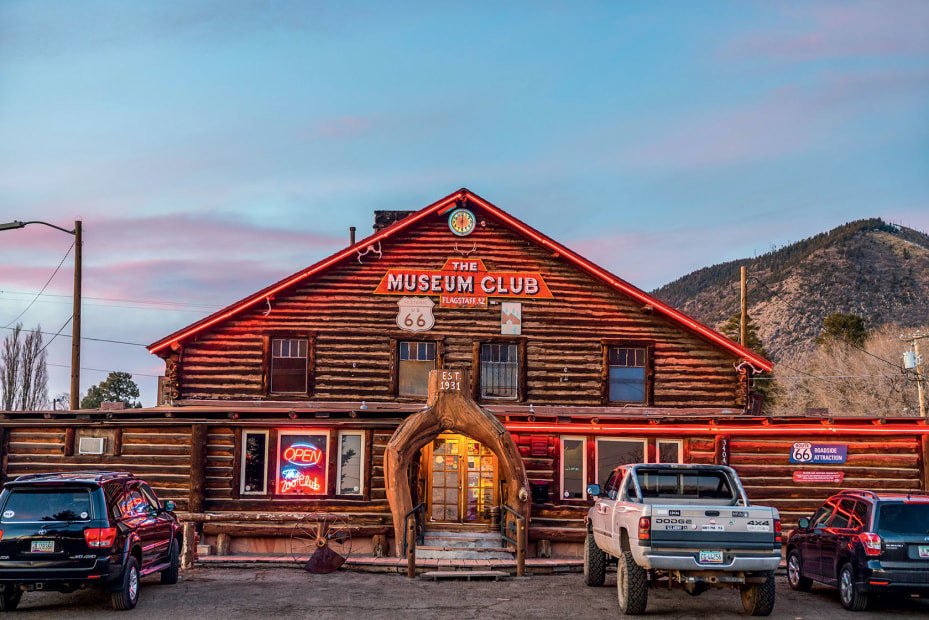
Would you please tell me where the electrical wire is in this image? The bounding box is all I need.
[0,324,146,347]
[37,316,73,355]
[45,363,161,378]
[0,290,222,311]
[2,242,74,329]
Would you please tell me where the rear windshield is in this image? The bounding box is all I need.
[876,502,929,535]
[635,470,735,502]
[1,489,94,523]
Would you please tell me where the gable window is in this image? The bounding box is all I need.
[480,343,519,399]
[605,345,649,403]
[271,338,309,394]
[399,342,436,398]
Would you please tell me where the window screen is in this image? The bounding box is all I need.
[481,344,519,399]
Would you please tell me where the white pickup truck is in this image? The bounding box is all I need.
[585,463,781,616]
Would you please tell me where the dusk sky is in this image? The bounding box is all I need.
[1,1,927,407]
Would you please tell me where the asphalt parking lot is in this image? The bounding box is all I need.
[8,567,929,619]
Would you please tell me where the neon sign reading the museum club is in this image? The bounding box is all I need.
[278,434,327,495]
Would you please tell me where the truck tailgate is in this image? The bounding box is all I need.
[649,506,777,550]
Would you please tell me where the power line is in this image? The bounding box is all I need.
[45,363,161,378]
[0,324,147,347]
[3,242,74,328]
[37,315,73,355]
[0,289,222,309]
[748,275,902,371]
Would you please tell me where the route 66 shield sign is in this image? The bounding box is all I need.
[396,297,435,332]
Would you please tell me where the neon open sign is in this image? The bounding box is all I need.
[283,443,323,467]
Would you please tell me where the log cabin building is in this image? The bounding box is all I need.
[1,188,928,562]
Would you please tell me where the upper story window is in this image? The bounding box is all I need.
[480,343,519,399]
[605,344,650,404]
[399,341,436,398]
[270,337,309,394]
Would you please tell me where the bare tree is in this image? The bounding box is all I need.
[770,323,924,416]
[1,324,23,411]
[0,323,49,412]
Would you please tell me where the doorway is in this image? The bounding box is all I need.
[424,433,498,524]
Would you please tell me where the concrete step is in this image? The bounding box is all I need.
[420,570,510,581]
[415,545,514,560]
[422,530,503,549]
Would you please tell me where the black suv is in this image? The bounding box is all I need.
[786,489,929,610]
[0,471,181,611]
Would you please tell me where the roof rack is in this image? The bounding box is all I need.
[837,489,880,500]
[12,471,134,483]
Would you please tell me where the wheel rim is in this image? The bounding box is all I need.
[840,568,853,605]
[129,567,139,601]
[788,554,800,586]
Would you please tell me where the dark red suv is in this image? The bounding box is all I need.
[785,489,929,610]
[0,471,180,611]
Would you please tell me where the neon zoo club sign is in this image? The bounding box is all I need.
[278,434,328,495]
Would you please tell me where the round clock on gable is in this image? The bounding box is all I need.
[448,208,476,236]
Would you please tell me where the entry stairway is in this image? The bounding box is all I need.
[415,528,513,561]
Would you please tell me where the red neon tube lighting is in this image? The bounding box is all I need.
[504,422,928,436]
[149,192,463,353]
[467,194,772,371]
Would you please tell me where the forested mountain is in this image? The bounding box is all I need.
[651,219,929,362]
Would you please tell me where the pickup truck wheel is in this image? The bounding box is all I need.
[616,551,648,615]
[839,563,868,611]
[583,531,606,587]
[111,556,140,611]
[740,572,775,616]
[161,539,180,585]
[787,550,812,591]
[0,586,22,612]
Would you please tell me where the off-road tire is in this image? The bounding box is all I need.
[787,549,812,591]
[616,551,648,615]
[161,539,180,585]
[0,586,22,612]
[740,571,776,616]
[111,556,140,611]
[839,563,868,611]
[583,530,606,587]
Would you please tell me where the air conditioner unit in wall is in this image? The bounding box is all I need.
[78,437,105,455]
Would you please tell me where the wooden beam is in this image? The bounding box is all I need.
[189,424,208,513]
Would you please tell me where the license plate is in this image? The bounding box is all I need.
[30,540,55,553]
[919,545,929,559]
[699,550,724,564]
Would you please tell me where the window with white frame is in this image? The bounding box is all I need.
[271,338,308,394]
[596,438,646,487]
[338,431,364,495]
[240,430,269,495]
[560,436,586,500]
[657,439,682,464]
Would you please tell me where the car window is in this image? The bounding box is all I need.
[850,500,869,530]
[117,489,149,517]
[0,488,93,522]
[829,498,856,529]
[811,502,835,528]
[622,474,640,501]
[876,502,929,535]
[139,483,161,510]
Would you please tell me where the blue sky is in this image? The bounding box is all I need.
[1,1,927,406]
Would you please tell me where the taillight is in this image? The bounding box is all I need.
[774,520,782,545]
[638,517,651,540]
[84,527,117,548]
[858,532,882,556]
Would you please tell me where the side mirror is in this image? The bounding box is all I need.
[586,484,601,498]
[798,517,810,529]
[164,500,175,512]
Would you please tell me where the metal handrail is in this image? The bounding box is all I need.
[401,502,426,556]
[500,504,521,546]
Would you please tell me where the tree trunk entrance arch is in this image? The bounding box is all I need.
[385,370,530,556]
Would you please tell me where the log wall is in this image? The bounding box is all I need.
[169,214,742,407]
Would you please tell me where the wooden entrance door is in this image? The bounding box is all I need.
[425,433,498,524]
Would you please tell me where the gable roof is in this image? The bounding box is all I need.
[148,189,773,371]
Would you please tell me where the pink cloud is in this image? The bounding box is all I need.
[310,115,375,139]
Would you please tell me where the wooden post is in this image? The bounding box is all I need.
[215,532,231,556]
[921,433,929,492]
[181,522,197,569]
[516,516,527,577]
[740,266,747,347]
[113,428,122,456]
[406,516,417,578]
[189,424,208,513]
[63,428,75,456]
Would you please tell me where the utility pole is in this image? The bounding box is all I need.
[71,220,82,411]
[740,266,747,347]
[901,331,927,417]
